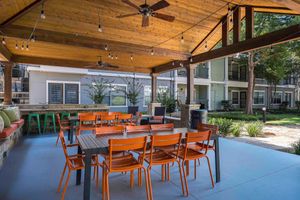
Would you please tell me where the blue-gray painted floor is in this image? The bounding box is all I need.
[1,133,300,200]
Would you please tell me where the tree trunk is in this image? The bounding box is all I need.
[245,51,256,114]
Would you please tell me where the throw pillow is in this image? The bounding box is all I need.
[0,111,11,128]
[0,115,4,132]
[3,108,19,122]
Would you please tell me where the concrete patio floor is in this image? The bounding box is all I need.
[0,134,300,200]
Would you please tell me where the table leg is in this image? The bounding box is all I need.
[83,153,92,200]
[70,121,74,144]
[214,137,220,182]
[76,145,82,185]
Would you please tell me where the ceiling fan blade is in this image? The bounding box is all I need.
[122,0,140,11]
[150,0,170,11]
[152,12,175,22]
[142,15,149,27]
[106,64,119,69]
[116,13,140,18]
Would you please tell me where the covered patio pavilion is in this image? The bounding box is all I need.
[1,0,300,200]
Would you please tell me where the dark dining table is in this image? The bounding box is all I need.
[76,127,221,200]
[68,116,79,144]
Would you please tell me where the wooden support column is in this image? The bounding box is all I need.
[233,6,241,43]
[3,62,13,105]
[186,64,196,104]
[222,16,229,47]
[151,73,159,103]
[246,6,254,39]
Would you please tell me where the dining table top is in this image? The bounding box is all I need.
[77,127,219,154]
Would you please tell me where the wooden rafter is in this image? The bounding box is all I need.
[270,0,300,13]
[0,43,12,61]
[0,25,188,60]
[154,23,300,73]
[0,0,45,27]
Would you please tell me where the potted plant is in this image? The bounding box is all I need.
[86,77,114,104]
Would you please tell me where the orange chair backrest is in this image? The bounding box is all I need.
[101,114,116,121]
[118,114,132,121]
[78,112,93,117]
[95,126,124,136]
[151,123,174,132]
[197,123,218,135]
[126,125,151,134]
[109,112,122,116]
[149,133,182,163]
[59,131,68,158]
[79,115,96,127]
[108,136,148,169]
[185,130,211,155]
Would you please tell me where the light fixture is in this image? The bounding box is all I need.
[111,54,114,59]
[130,55,133,61]
[172,61,175,66]
[40,2,46,19]
[21,43,24,50]
[15,43,19,50]
[205,41,208,51]
[2,38,6,45]
[26,43,29,51]
[180,62,183,67]
[115,55,118,59]
[181,33,184,44]
[227,3,232,16]
[30,35,36,42]
[108,52,111,58]
[190,57,193,62]
[151,48,154,55]
[104,44,108,51]
[98,24,102,32]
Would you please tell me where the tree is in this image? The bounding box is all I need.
[157,89,176,113]
[118,73,143,106]
[245,51,258,114]
[86,77,114,104]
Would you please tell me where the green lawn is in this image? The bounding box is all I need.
[208,112,300,125]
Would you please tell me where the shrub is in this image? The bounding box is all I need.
[209,118,233,137]
[230,122,244,137]
[292,139,300,155]
[296,101,300,111]
[246,121,264,137]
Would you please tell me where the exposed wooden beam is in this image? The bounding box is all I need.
[154,23,300,73]
[0,25,189,60]
[222,16,229,47]
[245,6,254,40]
[0,43,12,61]
[152,60,189,74]
[191,23,300,64]
[190,19,223,54]
[0,0,44,27]
[11,55,151,73]
[270,0,300,13]
[233,6,241,44]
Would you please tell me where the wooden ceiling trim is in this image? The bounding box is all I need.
[0,25,189,60]
[270,0,300,13]
[0,43,12,61]
[0,0,44,27]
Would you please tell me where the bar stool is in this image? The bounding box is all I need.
[61,112,71,120]
[27,113,41,135]
[43,112,57,134]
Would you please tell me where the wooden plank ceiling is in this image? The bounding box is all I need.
[0,0,299,73]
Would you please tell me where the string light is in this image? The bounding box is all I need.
[130,55,133,61]
[190,57,193,62]
[115,55,118,59]
[30,35,36,42]
[21,43,24,50]
[15,43,19,50]
[40,2,46,19]
[180,33,184,44]
[104,44,108,51]
[172,61,175,66]
[205,41,208,51]
[98,9,103,32]
[151,48,154,55]
[180,62,183,67]
[111,54,114,59]
[26,43,29,51]
[2,38,6,45]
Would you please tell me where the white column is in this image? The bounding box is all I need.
[224,57,229,100]
[174,70,178,100]
[208,84,211,110]
[207,61,211,80]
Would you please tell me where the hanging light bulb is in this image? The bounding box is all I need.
[30,35,36,42]
[130,55,133,61]
[2,38,6,45]
[190,57,193,62]
[108,52,111,58]
[151,48,154,56]
[115,55,118,59]
[40,3,46,19]
[15,43,19,50]
[180,62,183,67]
[98,24,102,32]
[104,44,108,51]
[172,61,175,66]
[111,54,114,59]
[26,43,29,51]
[21,43,24,50]
[181,33,184,44]
[230,16,233,23]
[205,41,208,51]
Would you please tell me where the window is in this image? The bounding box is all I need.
[47,81,80,104]
[253,91,265,105]
[103,84,127,107]
[271,91,282,104]
[231,91,239,105]
[143,86,168,106]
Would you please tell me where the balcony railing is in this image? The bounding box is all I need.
[177,67,209,79]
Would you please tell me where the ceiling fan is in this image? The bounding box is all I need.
[117,0,175,27]
[85,56,119,69]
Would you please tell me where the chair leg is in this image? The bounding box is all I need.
[102,166,106,200]
[105,172,110,200]
[130,170,134,188]
[96,166,99,188]
[57,163,67,192]
[205,156,215,188]
[56,133,60,146]
[167,163,170,181]
[182,160,189,196]
[142,168,150,200]
[198,158,201,166]
[161,164,165,181]
[177,160,185,196]
[61,170,71,200]
[194,160,197,179]
[147,167,153,200]
[186,160,190,176]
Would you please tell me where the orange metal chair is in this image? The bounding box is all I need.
[94,126,124,136]
[99,114,117,127]
[117,114,134,125]
[55,113,71,146]
[78,112,93,117]
[144,133,185,199]
[178,131,214,196]
[108,112,122,116]
[77,115,96,136]
[150,123,174,132]
[102,136,150,200]
[94,112,109,126]
[126,125,151,134]
[57,131,100,200]
[196,123,218,151]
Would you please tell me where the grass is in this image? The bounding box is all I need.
[208,111,300,125]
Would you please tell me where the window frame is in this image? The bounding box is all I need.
[103,83,127,107]
[271,91,283,105]
[231,90,240,105]
[143,85,169,107]
[253,90,265,105]
[46,80,81,104]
